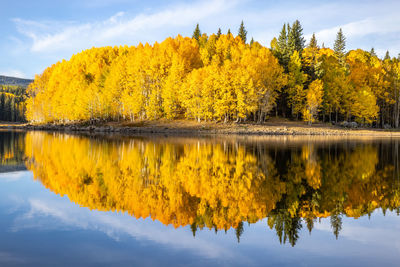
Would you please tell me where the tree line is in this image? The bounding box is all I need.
[0,85,26,122]
[26,21,400,127]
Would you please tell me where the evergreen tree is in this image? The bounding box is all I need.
[250,37,254,46]
[288,20,305,55]
[333,28,346,65]
[10,97,15,122]
[235,221,244,243]
[217,28,222,38]
[330,213,342,239]
[238,20,248,43]
[277,24,287,51]
[384,50,391,60]
[370,47,377,57]
[304,34,320,80]
[192,23,201,41]
[0,93,4,121]
[190,222,197,237]
[308,33,318,48]
[227,28,231,36]
[305,217,314,234]
[277,24,289,68]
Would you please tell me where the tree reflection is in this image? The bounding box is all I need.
[21,132,400,246]
[0,131,25,172]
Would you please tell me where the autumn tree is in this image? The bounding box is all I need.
[317,48,349,122]
[303,79,323,125]
[302,33,319,80]
[287,51,307,119]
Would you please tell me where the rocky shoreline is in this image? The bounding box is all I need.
[1,122,400,137]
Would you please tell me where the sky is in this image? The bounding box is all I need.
[1,0,400,79]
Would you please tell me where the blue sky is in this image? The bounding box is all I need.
[1,0,400,78]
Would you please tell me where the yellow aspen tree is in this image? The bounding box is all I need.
[350,87,379,124]
[317,48,349,122]
[181,68,206,121]
[162,55,185,119]
[347,49,383,124]
[287,51,307,119]
[303,79,323,125]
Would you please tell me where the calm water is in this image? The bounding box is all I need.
[1,131,400,266]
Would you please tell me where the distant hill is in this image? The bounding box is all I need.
[0,75,33,87]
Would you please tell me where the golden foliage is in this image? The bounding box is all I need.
[26,35,285,123]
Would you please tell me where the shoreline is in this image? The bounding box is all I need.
[1,120,400,137]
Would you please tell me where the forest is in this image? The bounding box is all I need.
[0,85,26,122]
[25,21,400,127]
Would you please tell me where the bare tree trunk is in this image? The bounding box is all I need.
[335,110,338,123]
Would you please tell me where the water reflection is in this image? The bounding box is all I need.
[0,131,25,172]
[15,132,400,246]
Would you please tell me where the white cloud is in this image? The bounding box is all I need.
[6,0,400,77]
[0,69,27,78]
[13,0,238,56]
[311,15,400,56]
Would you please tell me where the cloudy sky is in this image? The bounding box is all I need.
[1,0,400,78]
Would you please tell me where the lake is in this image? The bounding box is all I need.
[0,130,400,266]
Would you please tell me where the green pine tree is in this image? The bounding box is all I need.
[277,23,289,68]
[238,20,247,43]
[384,50,391,60]
[192,23,201,41]
[288,20,305,55]
[235,221,244,243]
[370,47,377,57]
[308,33,318,48]
[217,28,222,38]
[333,28,346,65]
[227,28,231,36]
[330,213,342,240]
[190,222,197,237]
[250,37,254,46]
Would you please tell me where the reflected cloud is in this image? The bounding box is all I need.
[0,171,29,182]
[314,215,400,250]
[0,251,26,264]
[12,197,234,259]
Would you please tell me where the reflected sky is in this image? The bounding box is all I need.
[0,132,400,266]
[0,171,399,266]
